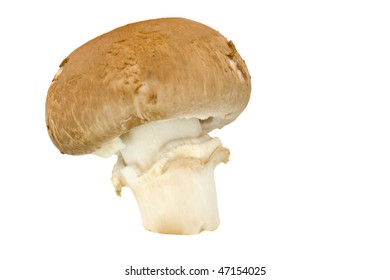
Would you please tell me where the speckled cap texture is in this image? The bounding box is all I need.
[46,17,251,155]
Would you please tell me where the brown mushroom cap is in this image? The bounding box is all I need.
[46,17,251,155]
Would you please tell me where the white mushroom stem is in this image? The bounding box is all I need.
[94,118,229,234]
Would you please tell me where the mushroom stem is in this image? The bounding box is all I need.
[106,118,229,234]
[131,145,229,234]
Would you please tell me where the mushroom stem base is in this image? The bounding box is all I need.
[130,147,228,235]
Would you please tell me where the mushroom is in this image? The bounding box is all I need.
[45,17,251,235]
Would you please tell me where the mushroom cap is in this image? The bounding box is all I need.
[46,17,251,155]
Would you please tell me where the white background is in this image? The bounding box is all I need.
[1,0,389,279]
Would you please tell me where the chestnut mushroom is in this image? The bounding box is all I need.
[46,18,251,234]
